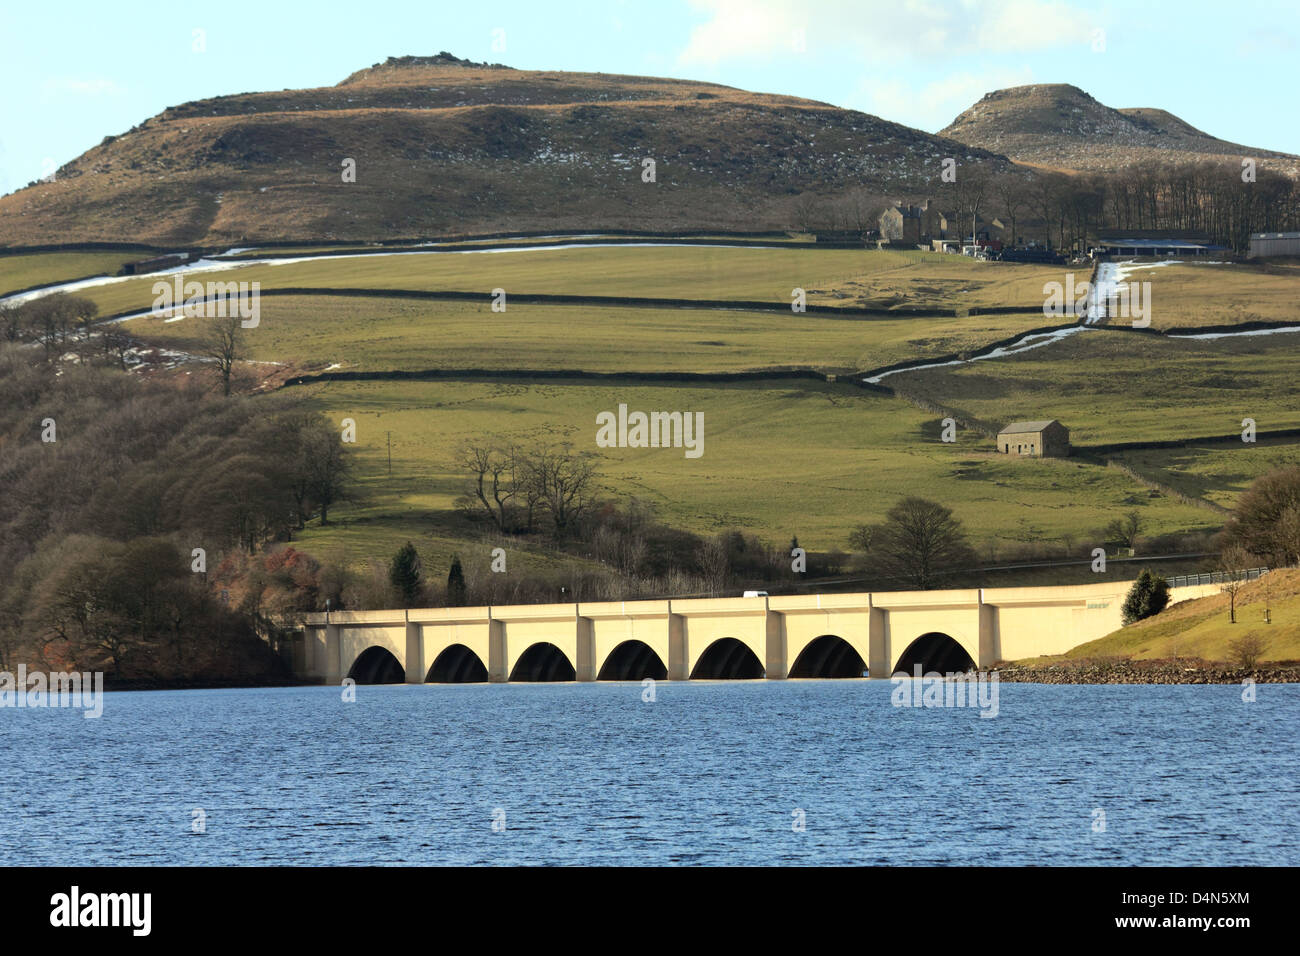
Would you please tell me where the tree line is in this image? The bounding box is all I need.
[800,159,1300,253]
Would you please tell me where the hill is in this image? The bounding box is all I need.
[0,53,1011,248]
[940,83,1300,176]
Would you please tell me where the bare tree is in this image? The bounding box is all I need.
[1030,172,1071,250]
[1105,510,1143,553]
[23,293,96,357]
[0,303,21,343]
[1218,544,1252,624]
[458,442,521,533]
[792,193,822,233]
[843,187,879,234]
[951,164,992,245]
[864,496,976,589]
[304,426,353,525]
[201,315,243,396]
[1274,502,1300,569]
[101,326,134,370]
[1121,510,1143,552]
[525,443,599,542]
[994,172,1031,247]
[697,534,730,595]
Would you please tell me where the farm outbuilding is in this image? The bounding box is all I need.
[123,252,192,275]
[1091,232,1225,258]
[1248,232,1300,258]
[997,420,1070,458]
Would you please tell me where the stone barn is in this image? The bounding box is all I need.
[997,420,1070,458]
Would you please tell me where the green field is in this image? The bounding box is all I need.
[1105,260,1300,330]
[0,250,143,295]
[290,377,1216,568]
[73,245,1070,318]
[888,327,1300,445]
[121,295,1055,375]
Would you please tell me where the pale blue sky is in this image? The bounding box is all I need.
[2,0,1296,196]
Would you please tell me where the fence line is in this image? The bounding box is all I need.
[1167,567,1268,589]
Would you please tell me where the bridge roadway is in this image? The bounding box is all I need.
[296,580,1218,683]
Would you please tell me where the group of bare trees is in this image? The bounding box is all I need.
[1100,160,1298,252]
[457,441,599,542]
[3,292,259,394]
[792,157,1300,253]
[2,292,117,361]
[793,186,882,234]
[940,165,1107,252]
[0,345,357,678]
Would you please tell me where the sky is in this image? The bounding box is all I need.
[1,0,1297,196]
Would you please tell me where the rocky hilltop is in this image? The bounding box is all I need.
[941,83,1299,175]
[0,53,1008,247]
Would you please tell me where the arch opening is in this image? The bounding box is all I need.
[347,645,405,685]
[426,644,488,683]
[597,640,667,681]
[894,632,976,676]
[690,637,765,680]
[509,642,576,682]
[788,635,867,678]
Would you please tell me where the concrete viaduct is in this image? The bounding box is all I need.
[296,579,1217,684]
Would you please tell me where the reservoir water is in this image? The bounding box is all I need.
[3,681,1296,866]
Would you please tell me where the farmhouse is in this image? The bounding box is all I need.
[997,420,1070,458]
[879,203,926,244]
[879,200,946,244]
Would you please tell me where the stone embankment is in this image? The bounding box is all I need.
[988,658,1300,684]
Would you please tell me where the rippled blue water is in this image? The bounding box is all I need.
[2,680,1296,865]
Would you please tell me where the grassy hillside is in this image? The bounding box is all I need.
[289,377,1215,568]
[15,240,1296,584]
[1053,569,1300,663]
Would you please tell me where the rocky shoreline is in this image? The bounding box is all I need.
[988,658,1300,684]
